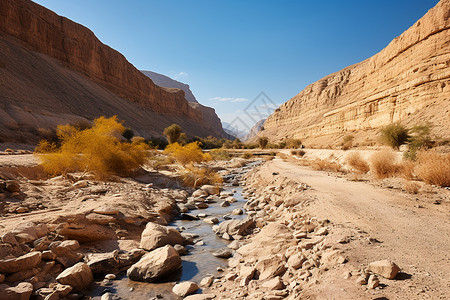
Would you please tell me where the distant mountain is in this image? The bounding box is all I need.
[141,70,197,103]
[221,122,247,140]
[243,119,265,141]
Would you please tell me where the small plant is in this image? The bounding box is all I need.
[163,142,212,166]
[242,152,253,159]
[180,165,223,188]
[210,149,231,161]
[404,123,434,160]
[369,150,400,179]
[346,152,370,173]
[311,159,342,172]
[415,151,450,187]
[163,124,182,144]
[291,150,298,155]
[285,139,302,149]
[122,128,134,141]
[403,182,420,194]
[35,116,150,179]
[258,137,269,149]
[342,134,354,150]
[379,123,410,150]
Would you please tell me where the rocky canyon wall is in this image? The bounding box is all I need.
[0,0,228,143]
[262,0,450,146]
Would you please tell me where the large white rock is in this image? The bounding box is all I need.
[139,222,185,251]
[127,245,181,282]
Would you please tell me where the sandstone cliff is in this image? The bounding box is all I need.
[141,70,232,138]
[0,0,228,143]
[262,0,450,147]
[141,70,198,103]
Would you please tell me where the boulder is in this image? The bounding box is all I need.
[172,281,199,297]
[261,276,284,290]
[127,245,181,282]
[139,222,185,251]
[56,262,93,292]
[213,218,255,238]
[192,190,208,198]
[10,223,48,244]
[204,217,219,225]
[367,274,380,289]
[200,185,220,195]
[212,248,233,258]
[287,253,305,270]
[0,251,42,273]
[56,222,116,242]
[0,282,33,300]
[49,240,84,268]
[232,208,243,215]
[255,255,287,280]
[200,275,214,287]
[86,251,119,275]
[367,260,400,279]
[5,181,20,193]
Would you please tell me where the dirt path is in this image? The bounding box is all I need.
[263,157,450,299]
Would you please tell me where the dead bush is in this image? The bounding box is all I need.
[399,160,416,180]
[35,116,150,179]
[210,149,231,161]
[180,165,223,188]
[346,152,370,173]
[403,181,420,194]
[0,166,49,180]
[415,151,450,187]
[370,150,401,179]
[311,159,342,172]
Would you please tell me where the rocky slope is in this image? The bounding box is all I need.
[141,70,198,103]
[0,0,228,143]
[262,0,450,147]
[244,119,266,141]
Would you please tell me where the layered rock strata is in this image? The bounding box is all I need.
[262,0,450,145]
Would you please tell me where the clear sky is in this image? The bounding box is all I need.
[34,0,439,131]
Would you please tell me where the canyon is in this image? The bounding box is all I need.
[262,0,450,147]
[0,0,228,144]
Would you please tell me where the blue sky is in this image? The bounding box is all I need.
[34,0,439,131]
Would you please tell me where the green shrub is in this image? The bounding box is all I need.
[163,124,182,144]
[258,137,269,149]
[379,123,410,150]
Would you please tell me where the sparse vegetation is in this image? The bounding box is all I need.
[342,134,354,150]
[163,142,212,166]
[346,152,370,173]
[209,149,231,160]
[370,150,400,179]
[258,137,269,149]
[180,165,223,188]
[285,138,302,149]
[404,123,434,160]
[311,159,342,172]
[415,151,450,187]
[242,152,253,159]
[35,116,150,179]
[163,124,182,144]
[379,123,410,150]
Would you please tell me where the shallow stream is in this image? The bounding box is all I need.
[87,163,257,299]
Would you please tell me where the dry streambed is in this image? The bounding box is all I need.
[0,158,260,299]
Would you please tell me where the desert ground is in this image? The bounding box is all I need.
[0,149,449,299]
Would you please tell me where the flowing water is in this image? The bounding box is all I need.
[86,162,259,299]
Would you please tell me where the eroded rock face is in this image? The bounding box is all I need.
[0,0,229,143]
[127,245,182,282]
[262,0,450,145]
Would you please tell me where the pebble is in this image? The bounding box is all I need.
[105,274,116,280]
